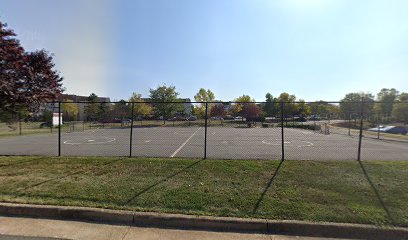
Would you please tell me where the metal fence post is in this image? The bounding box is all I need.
[204,102,208,159]
[357,99,364,161]
[129,102,135,158]
[18,112,22,135]
[58,102,61,157]
[280,102,285,161]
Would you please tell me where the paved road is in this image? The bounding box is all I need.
[0,126,407,160]
[0,216,350,240]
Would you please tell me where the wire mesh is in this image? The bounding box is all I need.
[206,102,282,159]
[361,101,408,160]
[61,102,130,156]
[0,100,406,161]
[131,101,204,158]
[0,104,57,156]
[283,102,360,160]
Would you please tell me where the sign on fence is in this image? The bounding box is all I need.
[52,113,63,126]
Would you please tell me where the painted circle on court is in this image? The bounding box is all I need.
[63,136,116,145]
[262,139,313,147]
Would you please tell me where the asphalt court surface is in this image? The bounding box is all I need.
[0,127,407,160]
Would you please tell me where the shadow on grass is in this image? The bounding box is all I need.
[123,159,204,205]
[357,160,395,224]
[0,156,46,169]
[252,160,284,214]
[19,158,125,191]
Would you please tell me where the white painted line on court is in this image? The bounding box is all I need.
[63,137,116,145]
[170,127,202,158]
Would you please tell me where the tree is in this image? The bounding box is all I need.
[62,100,79,121]
[276,92,297,117]
[375,88,399,117]
[210,103,226,118]
[231,95,255,116]
[194,88,215,102]
[340,92,374,119]
[392,93,408,125]
[129,93,152,119]
[309,101,340,119]
[110,100,128,120]
[149,85,180,123]
[194,88,215,119]
[242,103,261,121]
[309,101,329,116]
[264,93,278,116]
[295,100,311,117]
[98,102,111,120]
[0,21,25,117]
[0,21,63,121]
[84,93,100,121]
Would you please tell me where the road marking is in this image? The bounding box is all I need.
[63,137,116,145]
[170,127,202,158]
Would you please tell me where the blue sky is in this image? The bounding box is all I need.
[1,0,407,101]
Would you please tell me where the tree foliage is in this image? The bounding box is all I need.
[194,88,215,118]
[340,92,374,118]
[392,93,408,124]
[264,93,278,116]
[61,100,79,121]
[110,100,128,119]
[242,103,261,120]
[129,93,152,118]
[210,103,226,118]
[375,88,399,117]
[231,95,255,116]
[84,93,101,121]
[0,21,63,119]
[149,85,181,122]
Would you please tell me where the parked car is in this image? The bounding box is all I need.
[39,122,52,128]
[210,116,223,120]
[168,116,186,121]
[308,115,321,121]
[122,119,132,124]
[367,126,407,135]
[234,116,246,121]
[223,115,234,120]
[187,116,197,121]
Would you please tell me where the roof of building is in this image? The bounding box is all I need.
[59,94,110,102]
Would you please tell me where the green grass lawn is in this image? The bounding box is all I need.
[0,156,407,227]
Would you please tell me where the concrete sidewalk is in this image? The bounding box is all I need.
[0,216,346,240]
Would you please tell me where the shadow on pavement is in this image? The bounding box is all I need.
[252,160,284,214]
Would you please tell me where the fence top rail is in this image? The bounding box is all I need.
[42,100,407,104]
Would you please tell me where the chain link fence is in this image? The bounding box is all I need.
[0,100,407,160]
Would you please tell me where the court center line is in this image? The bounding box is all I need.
[170,127,202,158]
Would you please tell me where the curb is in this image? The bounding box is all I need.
[0,203,407,240]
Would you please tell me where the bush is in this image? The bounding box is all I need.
[277,123,321,131]
[247,116,265,122]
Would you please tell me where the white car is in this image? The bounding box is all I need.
[367,125,407,135]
